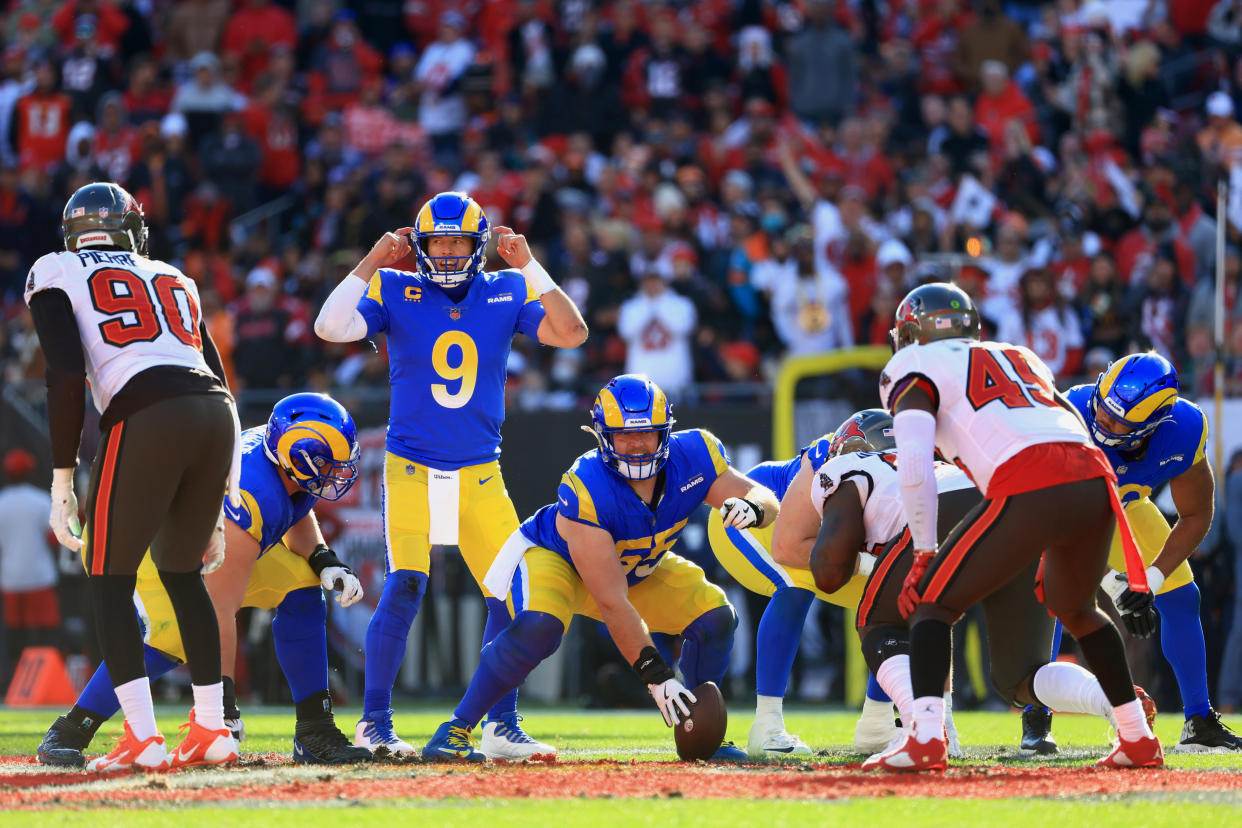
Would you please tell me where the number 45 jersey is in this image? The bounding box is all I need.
[24,249,211,414]
[356,267,546,470]
[879,338,1089,495]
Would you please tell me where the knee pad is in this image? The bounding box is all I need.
[860,626,910,676]
[679,604,737,688]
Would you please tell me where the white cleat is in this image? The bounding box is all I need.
[945,709,963,758]
[479,718,557,760]
[354,713,416,755]
[748,712,812,757]
[853,696,900,754]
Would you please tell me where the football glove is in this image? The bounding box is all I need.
[1100,568,1159,639]
[649,678,697,728]
[720,497,763,529]
[49,468,83,552]
[899,549,936,618]
[202,508,226,574]
[309,545,364,607]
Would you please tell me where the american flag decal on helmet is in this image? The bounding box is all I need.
[70,207,85,217]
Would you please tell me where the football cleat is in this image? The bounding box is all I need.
[37,716,93,767]
[862,731,948,772]
[480,715,557,760]
[1019,706,1058,755]
[748,725,813,758]
[86,720,170,773]
[354,710,416,755]
[1134,685,1157,732]
[709,741,750,763]
[1173,709,1242,753]
[294,718,375,765]
[169,710,239,769]
[1097,735,1163,768]
[852,698,899,755]
[422,721,486,762]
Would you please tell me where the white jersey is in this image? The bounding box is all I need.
[878,338,1089,494]
[811,452,974,551]
[24,249,210,414]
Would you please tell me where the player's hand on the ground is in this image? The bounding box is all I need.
[899,549,935,618]
[364,227,415,269]
[493,226,532,268]
[320,564,363,607]
[649,678,696,727]
[719,497,762,529]
[202,508,226,574]
[49,468,83,552]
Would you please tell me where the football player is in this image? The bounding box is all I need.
[419,374,779,761]
[864,282,1160,771]
[707,410,902,757]
[314,192,587,757]
[1021,354,1239,753]
[26,182,240,771]
[36,394,372,767]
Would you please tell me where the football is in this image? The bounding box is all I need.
[673,681,727,761]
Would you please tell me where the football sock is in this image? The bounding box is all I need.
[755,587,814,698]
[679,605,737,688]
[483,597,518,721]
[114,677,159,741]
[454,611,564,729]
[876,654,915,724]
[363,570,427,716]
[157,568,222,686]
[1114,698,1156,741]
[192,682,225,731]
[1155,582,1212,719]
[273,586,329,704]
[911,695,945,743]
[755,694,783,717]
[76,644,179,723]
[908,619,952,699]
[866,671,892,703]
[1031,662,1112,719]
[65,704,106,739]
[1075,623,1138,707]
[295,689,335,723]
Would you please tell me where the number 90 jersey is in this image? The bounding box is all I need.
[356,267,546,470]
[24,250,209,414]
[519,429,732,586]
[879,339,1088,495]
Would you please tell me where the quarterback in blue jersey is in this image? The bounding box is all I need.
[706,409,897,757]
[315,192,587,757]
[1025,353,1240,752]
[37,394,373,767]
[419,375,780,761]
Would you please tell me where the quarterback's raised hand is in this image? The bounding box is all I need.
[49,468,83,552]
[309,545,364,607]
[493,226,533,269]
[364,227,415,269]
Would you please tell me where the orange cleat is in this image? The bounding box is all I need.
[1133,685,1157,732]
[86,720,170,773]
[169,710,239,769]
[1097,735,1163,769]
[861,730,948,772]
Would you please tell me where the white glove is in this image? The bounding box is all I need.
[720,497,763,529]
[320,566,364,607]
[50,468,83,552]
[202,508,226,574]
[855,551,877,578]
[649,677,696,727]
[1101,566,1165,606]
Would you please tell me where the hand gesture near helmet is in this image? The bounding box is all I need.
[362,227,415,271]
[493,226,532,269]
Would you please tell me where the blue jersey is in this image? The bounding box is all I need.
[520,429,731,586]
[1066,385,1208,506]
[356,268,547,469]
[745,434,834,501]
[223,427,317,555]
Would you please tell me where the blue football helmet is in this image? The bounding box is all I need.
[263,393,360,501]
[588,374,675,481]
[1086,353,1178,451]
[412,191,491,287]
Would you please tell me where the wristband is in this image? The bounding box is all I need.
[1144,566,1165,595]
[633,646,676,685]
[308,544,345,577]
[521,259,557,296]
[741,497,764,527]
[53,467,75,487]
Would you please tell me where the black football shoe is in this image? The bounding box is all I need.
[294,716,375,765]
[1175,709,1242,753]
[37,716,94,767]
[1019,706,1058,755]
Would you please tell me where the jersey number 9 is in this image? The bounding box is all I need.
[431,330,478,409]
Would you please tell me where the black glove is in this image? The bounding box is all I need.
[1117,585,1155,615]
[1121,603,1159,638]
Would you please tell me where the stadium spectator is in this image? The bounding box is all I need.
[171,51,239,147]
[415,12,475,171]
[618,270,697,398]
[230,265,311,390]
[785,0,856,127]
[0,448,59,686]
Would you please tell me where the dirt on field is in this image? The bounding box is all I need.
[2,755,1241,810]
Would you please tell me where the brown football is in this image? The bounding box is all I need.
[674,681,727,761]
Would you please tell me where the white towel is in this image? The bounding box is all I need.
[484,528,534,599]
[427,467,460,545]
[226,399,243,509]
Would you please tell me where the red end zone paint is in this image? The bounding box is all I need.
[2,762,1242,810]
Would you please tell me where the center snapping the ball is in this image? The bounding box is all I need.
[674,681,727,761]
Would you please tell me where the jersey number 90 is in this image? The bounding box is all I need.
[431,331,478,409]
[88,268,202,350]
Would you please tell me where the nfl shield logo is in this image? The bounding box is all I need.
[449,307,461,320]
[98,207,109,217]
[405,464,417,476]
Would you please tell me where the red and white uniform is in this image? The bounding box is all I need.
[811,452,974,551]
[878,339,1089,495]
[24,250,209,414]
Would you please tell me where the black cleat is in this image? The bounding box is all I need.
[1175,709,1242,753]
[294,717,375,765]
[37,716,93,767]
[1019,706,1058,755]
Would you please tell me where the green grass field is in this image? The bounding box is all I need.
[2,705,1240,825]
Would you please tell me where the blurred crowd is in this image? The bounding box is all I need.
[2,0,1242,404]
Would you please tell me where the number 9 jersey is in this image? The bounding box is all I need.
[23,249,210,414]
[356,267,546,469]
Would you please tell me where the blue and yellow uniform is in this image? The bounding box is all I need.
[135,427,321,660]
[706,435,866,607]
[515,429,732,631]
[1065,385,1205,594]
[356,265,545,589]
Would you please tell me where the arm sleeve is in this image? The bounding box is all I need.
[199,320,229,391]
[315,272,376,342]
[28,289,87,469]
[894,408,940,551]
